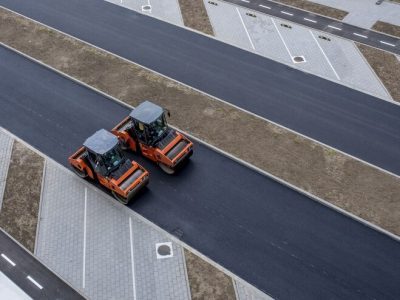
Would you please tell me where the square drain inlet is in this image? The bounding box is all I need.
[292,56,306,63]
[156,242,173,259]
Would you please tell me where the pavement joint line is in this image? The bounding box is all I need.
[236,7,256,50]
[1,253,16,266]
[34,160,47,255]
[82,187,87,289]
[2,4,398,106]
[271,17,293,58]
[380,40,396,47]
[128,217,137,300]
[259,4,271,9]
[27,275,43,289]
[328,25,342,31]
[304,17,317,23]
[353,32,368,39]
[180,247,193,300]
[309,30,341,80]
[280,10,293,16]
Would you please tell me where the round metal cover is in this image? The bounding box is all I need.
[157,244,171,256]
[293,56,305,63]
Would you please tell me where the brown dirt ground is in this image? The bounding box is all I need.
[272,0,348,19]
[357,43,400,102]
[0,141,44,252]
[372,20,400,38]
[1,8,400,237]
[184,249,236,300]
[178,0,214,35]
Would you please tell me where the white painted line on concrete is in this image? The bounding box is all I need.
[380,40,396,47]
[304,18,317,23]
[328,25,342,31]
[281,11,293,16]
[82,187,87,289]
[129,217,137,300]
[241,0,250,2]
[353,32,368,39]
[1,253,16,266]
[27,276,43,289]
[271,18,293,58]
[259,4,271,9]
[310,30,340,80]
[236,8,256,50]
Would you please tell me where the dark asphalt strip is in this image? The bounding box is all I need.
[1,0,400,177]
[0,230,85,299]
[1,45,399,300]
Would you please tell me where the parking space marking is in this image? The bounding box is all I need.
[82,187,87,289]
[304,18,317,23]
[353,33,368,39]
[236,8,256,50]
[1,253,16,266]
[129,217,137,300]
[27,276,43,289]
[328,25,342,31]
[310,30,340,80]
[380,41,395,47]
[259,4,271,9]
[271,18,293,58]
[281,11,293,16]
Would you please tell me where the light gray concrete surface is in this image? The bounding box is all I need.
[204,0,392,100]
[311,0,400,28]
[0,131,13,211]
[235,280,274,300]
[105,0,184,26]
[36,160,191,300]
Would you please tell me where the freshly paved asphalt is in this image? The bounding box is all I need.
[225,0,400,55]
[1,46,400,300]
[1,0,400,176]
[0,230,85,299]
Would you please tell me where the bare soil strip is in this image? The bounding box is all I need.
[0,141,44,252]
[178,0,214,35]
[272,0,348,20]
[372,20,400,38]
[1,8,399,236]
[184,249,236,300]
[357,43,400,102]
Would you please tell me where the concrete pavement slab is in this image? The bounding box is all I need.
[0,131,13,210]
[235,279,273,300]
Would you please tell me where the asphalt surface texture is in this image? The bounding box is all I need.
[1,0,400,177]
[1,45,400,300]
[225,0,400,55]
[0,229,85,299]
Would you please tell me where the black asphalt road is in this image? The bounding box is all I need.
[0,230,85,299]
[1,46,400,300]
[225,0,400,55]
[1,0,400,176]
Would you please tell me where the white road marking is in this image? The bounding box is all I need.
[380,40,396,47]
[271,18,293,58]
[304,18,317,23]
[310,30,340,80]
[241,0,250,2]
[281,11,293,16]
[236,8,256,50]
[259,4,270,9]
[129,217,137,300]
[82,187,87,289]
[27,276,43,289]
[353,32,368,39]
[1,253,16,266]
[328,25,342,31]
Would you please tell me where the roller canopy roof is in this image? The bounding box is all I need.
[83,129,119,155]
[129,101,164,125]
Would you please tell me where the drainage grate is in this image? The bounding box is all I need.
[318,35,331,41]
[280,23,292,29]
[208,1,218,5]
[246,12,256,18]
[141,4,151,12]
[292,56,306,63]
[156,242,174,259]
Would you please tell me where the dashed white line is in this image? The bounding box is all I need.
[310,30,340,80]
[304,18,317,23]
[353,32,368,39]
[129,217,137,300]
[380,40,396,47]
[82,187,87,289]
[328,25,342,31]
[241,0,250,2]
[27,276,43,289]
[259,4,271,9]
[1,253,16,266]
[281,11,293,16]
[236,7,256,50]
[271,18,293,58]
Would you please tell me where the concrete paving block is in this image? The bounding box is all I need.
[235,279,274,300]
[0,131,13,210]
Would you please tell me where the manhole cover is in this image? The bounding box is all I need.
[142,5,151,11]
[292,56,306,63]
[156,242,173,259]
